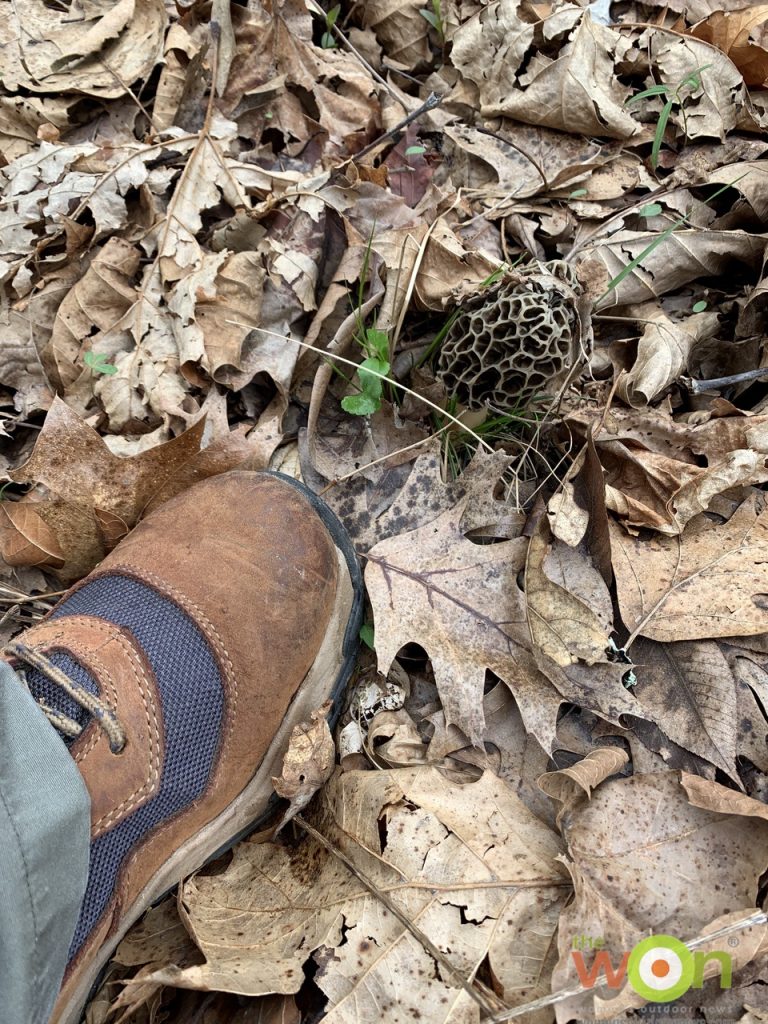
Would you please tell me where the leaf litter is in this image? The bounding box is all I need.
[3,0,768,1020]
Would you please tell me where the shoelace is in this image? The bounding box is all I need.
[4,641,126,753]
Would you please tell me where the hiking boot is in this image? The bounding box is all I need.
[2,472,362,1024]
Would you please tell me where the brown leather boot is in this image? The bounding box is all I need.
[3,472,362,1024]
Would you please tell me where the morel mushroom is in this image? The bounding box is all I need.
[436,260,588,412]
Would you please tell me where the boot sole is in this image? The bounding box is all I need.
[53,475,362,1024]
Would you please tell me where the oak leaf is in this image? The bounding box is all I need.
[549,767,768,1022]
[4,399,255,578]
[610,493,768,643]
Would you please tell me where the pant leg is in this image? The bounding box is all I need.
[0,660,91,1024]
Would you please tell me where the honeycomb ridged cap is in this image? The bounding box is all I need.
[436,260,586,412]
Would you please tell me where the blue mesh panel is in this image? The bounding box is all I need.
[47,574,225,959]
[26,654,99,741]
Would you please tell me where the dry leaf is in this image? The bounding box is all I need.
[566,403,768,534]
[707,160,768,220]
[576,228,765,309]
[549,768,768,1022]
[0,502,64,569]
[365,461,549,746]
[414,217,499,311]
[363,0,432,68]
[644,26,766,139]
[691,6,768,87]
[452,6,639,139]
[610,493,768,643]
[7,399,255,576]
[272,701,335,827]
[538,747,628,826]
[441,123,622,201]
[0,0,167,98]
[630,637,747,781]
[617,310,720,407]
[147,767,569,1023]
[0,265,78,415]
[524,516,613,667]
[44,238,140,390]
[365,451,636,750]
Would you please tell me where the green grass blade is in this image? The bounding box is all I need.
[651,98,674,170]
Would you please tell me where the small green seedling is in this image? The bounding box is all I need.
[359,622,375,649]
[320,4,340,48]
[639,202,662,218]
[420,0,444,38]
[569,188,588,198]
[84,351,117,375]
[341,328,391,417]
[692,299,708,312]
[627,64,711,170]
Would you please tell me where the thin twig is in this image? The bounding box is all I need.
[682,366,768,394]
[0,589,66,606]
[351,93,443,163]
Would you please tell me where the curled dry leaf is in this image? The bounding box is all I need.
[0,0,167,98]
[524,516,613,668]
[147,767,569,1024]
[566,403,768,534]
[451,4,639,139]
[689,6,768,87]
[610,492,768,643]
[363,0,432,67]
[44,237,140,391]
[414,217,500,311]
[644,26,766,139]
[538,747,628,826]
[0,264,75,415]
[272,701,336,828]
[7,399,255,577]
[617,310,720,407]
